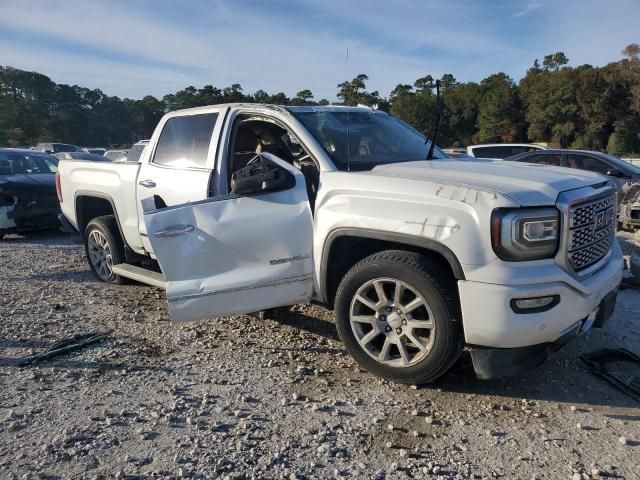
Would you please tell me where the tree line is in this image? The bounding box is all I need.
[1,44,639,155]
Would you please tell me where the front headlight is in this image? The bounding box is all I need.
[491,207,560,261]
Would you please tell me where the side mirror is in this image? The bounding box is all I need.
[606,169,624,178]
[230,156,294,195]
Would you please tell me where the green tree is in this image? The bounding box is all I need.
[477,73,523,142]
[439,81,481,146]
[622,43,640,61]
[519,55,577,145]
[290,89,314,106]
[337,74,380,106]
[542,51,569,71]
[389,77,435,137]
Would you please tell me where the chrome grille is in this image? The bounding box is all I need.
[567,193,616,271]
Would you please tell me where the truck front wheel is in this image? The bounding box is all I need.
[335,250,462,384]
[84,215,126,284]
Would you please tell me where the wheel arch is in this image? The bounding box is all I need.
[320,228,465,308]
[74,191,125,241]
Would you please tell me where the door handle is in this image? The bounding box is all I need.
[139,179,156,188]
[153,224,194,238]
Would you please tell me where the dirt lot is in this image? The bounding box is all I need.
[1,231,639,480]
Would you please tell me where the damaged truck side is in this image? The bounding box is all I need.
[57,104,624,383]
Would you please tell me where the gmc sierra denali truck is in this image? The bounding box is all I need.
[57,104,623,384]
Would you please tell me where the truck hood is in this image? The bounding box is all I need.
[370,160,606,206]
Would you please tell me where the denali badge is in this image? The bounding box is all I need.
[270,254,310,265]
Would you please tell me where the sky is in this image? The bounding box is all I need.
[0,0,638,101]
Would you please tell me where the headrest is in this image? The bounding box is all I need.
[234,129,258,152]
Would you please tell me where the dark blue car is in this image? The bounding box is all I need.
[0,148,61,239]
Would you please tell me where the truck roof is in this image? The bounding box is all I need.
[168,103,380,117]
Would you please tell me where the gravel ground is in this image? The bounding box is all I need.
[1,231,639,480]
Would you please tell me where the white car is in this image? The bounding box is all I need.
[126,140,150,163]
[467,143,549,160]
[56,104,622,383]
[104,149,129,162]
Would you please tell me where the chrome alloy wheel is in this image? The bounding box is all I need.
[87,229,113,280]
[349,277,436,367]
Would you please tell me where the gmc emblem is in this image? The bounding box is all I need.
[593,207,614,232]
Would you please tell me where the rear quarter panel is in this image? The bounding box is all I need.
[59,160,142,250]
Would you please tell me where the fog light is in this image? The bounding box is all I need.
[510,295,560,313]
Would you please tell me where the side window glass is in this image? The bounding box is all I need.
[43,156,58,173]
[474,146,522,159]
[473,147,501,158]
[153,113,218,168]
[567,155,608,174]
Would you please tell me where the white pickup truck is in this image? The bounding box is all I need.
[57,104,623,383]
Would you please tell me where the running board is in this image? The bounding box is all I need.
[112,264,166,289]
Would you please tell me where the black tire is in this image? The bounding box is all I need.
[335,250,462,384]
[84,215,126,284]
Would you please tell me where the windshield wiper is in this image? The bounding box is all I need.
[426,79,442,160]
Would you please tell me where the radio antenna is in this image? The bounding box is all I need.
[426,79,442,160]
[345,47,351,172]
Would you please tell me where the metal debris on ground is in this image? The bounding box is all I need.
[581,349,640,402]
[17,331,112,366]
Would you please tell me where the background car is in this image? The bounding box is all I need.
[34,142,84,154]
[85,147,107,155]
[54,152,109,162]
[467,143,548,159]
[0,148,60,239]
[619,184,640,230]
[104,149,129,162]
[124,140,150,162]
[443,148,483,161]
[507,149,640,202]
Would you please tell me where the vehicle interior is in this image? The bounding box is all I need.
[227,117,320,209]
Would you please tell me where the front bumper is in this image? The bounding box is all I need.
[1,195,60,233]
[470,289,618,379]
[458,241,623,349]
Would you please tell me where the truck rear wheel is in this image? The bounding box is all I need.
[335,250,462,384]
[84,215,126,284]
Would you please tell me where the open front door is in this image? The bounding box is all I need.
[144,156,314,322]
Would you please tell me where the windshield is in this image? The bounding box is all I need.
[0,152,58,174]
[291,110,447,171]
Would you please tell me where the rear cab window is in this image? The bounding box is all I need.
[153,113,219,169]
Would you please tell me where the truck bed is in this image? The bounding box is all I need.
[58,159,142,249]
